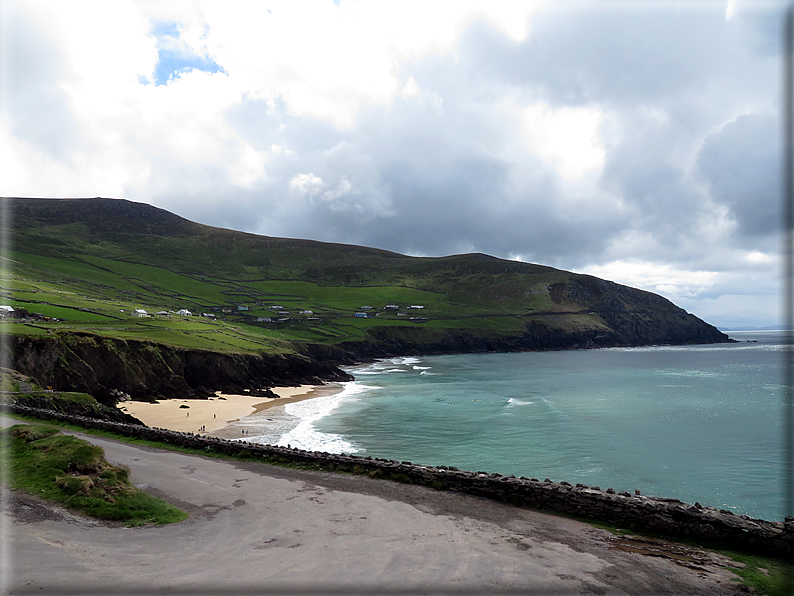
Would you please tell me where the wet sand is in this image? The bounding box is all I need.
[119,383,343,435]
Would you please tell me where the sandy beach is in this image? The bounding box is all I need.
[119,383,343,435]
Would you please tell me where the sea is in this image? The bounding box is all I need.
[235,330,785,521]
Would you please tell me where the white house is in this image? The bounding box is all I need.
[300,310,313,316]
[0,306,14,318]
[132,309,148,317]
[176,309,192,316]
[256,316,272,323]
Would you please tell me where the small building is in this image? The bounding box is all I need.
[408,305,424,309]
[176,309,192,316]
[270,305,285,310]
[256,316,272,323]
[384,304,399,310]
[300,310,313,316]
[354,312,368,318]
[237,305,249,311]
[359,306,373,310]
[0,306,14,318]
[202,313,216,319]
[132,309,148,317]
[155,310,170,316]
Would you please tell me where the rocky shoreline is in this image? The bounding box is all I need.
[6,403,791,559]
[10,334,354,405]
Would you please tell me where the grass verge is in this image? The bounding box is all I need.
[716,551,794,596]
[2,423,188,526]
[584,518,794,595]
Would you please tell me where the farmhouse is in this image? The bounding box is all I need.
[0,306,14,318]
[132,309,148,317]
[176,309,192,316]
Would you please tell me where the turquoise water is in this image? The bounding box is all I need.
[242,330,784,520]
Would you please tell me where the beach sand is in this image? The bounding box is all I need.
[119,383,343,435]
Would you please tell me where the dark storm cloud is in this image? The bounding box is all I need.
[696,112,779,239]
[213,80,626,265]
[146,1,781,305]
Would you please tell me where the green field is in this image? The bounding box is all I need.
[0,197,715,356]
[3,243,581,353]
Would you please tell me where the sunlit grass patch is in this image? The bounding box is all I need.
[3,424,188,526]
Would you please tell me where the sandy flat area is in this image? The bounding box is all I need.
[119,384,341,434]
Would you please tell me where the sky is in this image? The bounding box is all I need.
[0,0,787,329]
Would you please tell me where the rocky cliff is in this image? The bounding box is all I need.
[11,333,353,406]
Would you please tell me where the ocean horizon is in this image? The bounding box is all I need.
[236,330,784,521]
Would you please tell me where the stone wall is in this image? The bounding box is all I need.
[7,404,791,558]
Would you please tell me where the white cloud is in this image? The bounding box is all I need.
[578,260,721,299]
[289,173,326,199]
[519,102,607,180]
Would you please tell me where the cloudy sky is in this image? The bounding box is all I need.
[0,0,786,328]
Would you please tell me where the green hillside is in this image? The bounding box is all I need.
[1,197,729,357]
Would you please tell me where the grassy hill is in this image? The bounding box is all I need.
[2,197,729,360]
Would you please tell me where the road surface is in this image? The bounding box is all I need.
[1,416,745,595]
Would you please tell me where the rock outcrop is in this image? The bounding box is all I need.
[10,333,353,405]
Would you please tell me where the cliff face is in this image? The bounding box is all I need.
[11,333,353,405]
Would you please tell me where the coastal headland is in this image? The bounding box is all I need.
[6,197,731,409]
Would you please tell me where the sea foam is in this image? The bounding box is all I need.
[274,382,374,453]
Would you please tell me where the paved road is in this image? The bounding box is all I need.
[1,417,744,595]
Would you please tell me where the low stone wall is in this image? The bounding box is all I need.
[7,404,792,558]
